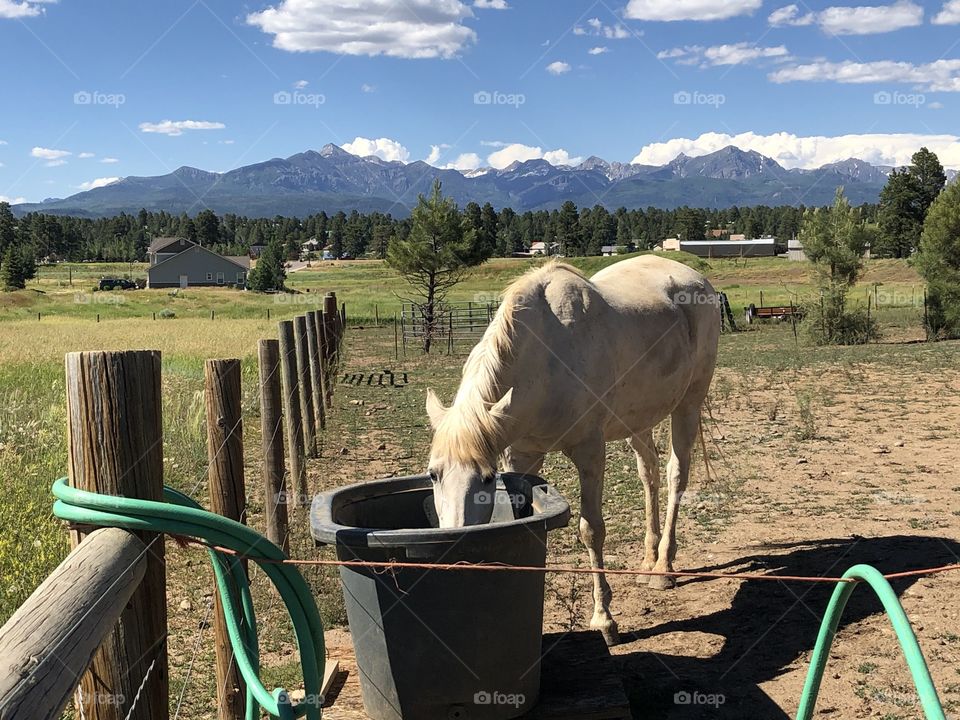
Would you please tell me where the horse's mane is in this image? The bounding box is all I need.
[431,261,587,471]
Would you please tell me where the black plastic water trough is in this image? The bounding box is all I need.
[311,473,570,720]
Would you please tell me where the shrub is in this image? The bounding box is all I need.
[158,308,176,319]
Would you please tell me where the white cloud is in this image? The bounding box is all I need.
[0,195,26,204]
[361,83,376,92]
[443,152,483,170]
[342,136,410,162]
[546,60,571,75]
[77,176,121,191]
[933,0,960,23]
[625,0,762,21]
[77,151,95,159]
[294,79,309,88]
[929,101,944,109]
[574,17,631,38]
[0,139,7,145]
[632,130,960,169]
[769,58,960,92]
[31,146,70,161]
[100,157,120,163]
[0,0,55,19]
[139,120,226,136]
[473,0,508,8]
[247,0,476,59]
[660,42,789,66]
[588,46,610,55]
[769,0,923,34]
[425,143,451,164]
[485,143,582,169]
[480,140,508,147]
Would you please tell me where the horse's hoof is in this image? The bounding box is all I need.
[592,618,620,646]
[648,573,676,590]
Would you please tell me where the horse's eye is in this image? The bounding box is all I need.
[482,473,496,485]
[428,470,440,484]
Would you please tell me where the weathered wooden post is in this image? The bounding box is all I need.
[278,321,308,504]
[65,350,169,720]
[0,529,148,720]
[258,340,289,553]
[204,359,247,720]
[305,311,326,432]
[294,315,318,458]
[322,295,338,407]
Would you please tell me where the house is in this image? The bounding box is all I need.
[660,238,681,252]
[529,241,560,256]
[678,237,778,258]
[249,244,267,258]
[146,236,250,288]
[787,237,806,262]
[601,245,619,256]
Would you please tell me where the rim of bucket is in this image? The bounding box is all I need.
[310,473,571,548]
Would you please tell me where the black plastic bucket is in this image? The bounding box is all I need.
[311,473,570,720]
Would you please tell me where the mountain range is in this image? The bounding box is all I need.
[12,144,946,218]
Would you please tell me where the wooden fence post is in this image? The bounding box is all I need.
[204,359,246,720]
[278,321,308,504]
[294,315,318,459]
[65,350,168,720]
[258,340,289,553]
[322,296,338,408]
[305,311,326,432]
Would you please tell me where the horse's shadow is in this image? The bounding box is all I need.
[613,535,960,719]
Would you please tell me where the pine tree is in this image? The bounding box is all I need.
[909,147,947,216]
[246,237,286,292]
[876,168,923,258]
[386,180,481,352]
[0,246,26,290]
[914,179,960,338]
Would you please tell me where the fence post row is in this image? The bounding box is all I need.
[204,359,247,720]
[64,350,169,720]
[258,339,290,554]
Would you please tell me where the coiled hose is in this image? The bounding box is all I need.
[52,477,325,720]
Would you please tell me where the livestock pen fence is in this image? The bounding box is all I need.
[1,284,957,719]
[399,300,500,355]
[0,292,346,720]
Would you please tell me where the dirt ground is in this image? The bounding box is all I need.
[302,323,960,720]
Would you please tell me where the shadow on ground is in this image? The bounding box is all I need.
[615,535,960,719]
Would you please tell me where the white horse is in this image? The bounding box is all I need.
[425,255,719,644]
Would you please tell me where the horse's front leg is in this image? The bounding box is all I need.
[565,437,619,646]
[500,446,545,476]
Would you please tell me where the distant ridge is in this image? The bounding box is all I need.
[12,143,924,218]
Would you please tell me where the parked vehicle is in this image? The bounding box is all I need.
[98,277,138,291]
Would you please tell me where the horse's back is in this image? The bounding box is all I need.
[590,254,712,307]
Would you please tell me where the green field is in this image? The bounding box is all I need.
[0,253,948,719]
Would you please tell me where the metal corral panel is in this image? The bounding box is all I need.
[680,240,778,258]
[147,245,248,288]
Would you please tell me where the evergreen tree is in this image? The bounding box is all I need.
[556,201,580,255]
[876,169,923,258]
[246,237,286,292]
[386,180,481,352]
[914,179,960,339]
[909,147,947,216]
[0,202,15,255]
[0,246,28,290]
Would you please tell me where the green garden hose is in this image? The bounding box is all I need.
[51,477,325,720]
[796,563,945,720]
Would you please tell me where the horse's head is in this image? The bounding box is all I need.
[424,387,513,527]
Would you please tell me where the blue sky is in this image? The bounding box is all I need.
[1,0,959,203]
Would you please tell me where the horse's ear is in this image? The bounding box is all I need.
[425,388,448,429]
[489,388,513,420]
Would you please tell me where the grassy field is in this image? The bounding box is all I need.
[0,253,952,719]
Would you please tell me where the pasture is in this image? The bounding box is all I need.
[1,255,957,719]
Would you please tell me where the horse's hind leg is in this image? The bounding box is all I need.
[564,437,619,646]
[628,429,660,574]
[649,403,699,591]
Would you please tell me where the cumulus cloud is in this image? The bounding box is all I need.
[77,176,121,191]
[625,0,762,22]
[0,0,55,19]
[0,195,27,204]
[139,120,226,136]
[632,130,960,169]
[769,0,923,34]
[31,146,71,161]
[77,152,95,159]
[342,136,410,162]
[933,0,960,23]
[659,42,789,66]
[574,17,630,38]
[769,58,960,92]
[473,0,508,8]
[486,143,582,169]
[546,60,571,75]
[444,152,483,170]
[100,157,120,163]
[247,0,476,59]
[588,46,610,55]
[425,143,451,164]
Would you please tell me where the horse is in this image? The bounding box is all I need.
[424,254,720,645]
